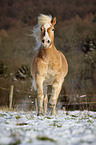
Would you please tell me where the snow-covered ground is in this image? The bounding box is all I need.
[0,110,96,145]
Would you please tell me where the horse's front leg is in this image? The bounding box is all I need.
[49,78,64,115]
[49,81,59,115]
[36,75,44,115]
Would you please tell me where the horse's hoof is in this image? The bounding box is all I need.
[51,111,56,116]
[49,103,55,108]
[49,99,56,106]
[37,113,44,116]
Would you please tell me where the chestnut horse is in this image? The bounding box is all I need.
[31,14,68,115]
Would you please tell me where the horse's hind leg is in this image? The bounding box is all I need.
[44,94,48,114]
[44,84,48,114]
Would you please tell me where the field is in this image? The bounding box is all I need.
[0,110,96,145]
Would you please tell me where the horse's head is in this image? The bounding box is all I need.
[32,14,56,51]
[40,17,56,49]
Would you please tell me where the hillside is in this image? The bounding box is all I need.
[0,0,96,29]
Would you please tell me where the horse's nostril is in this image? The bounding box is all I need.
[47,40,50,43]
[42,39,44,43]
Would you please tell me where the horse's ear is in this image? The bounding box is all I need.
[51,17,56,26]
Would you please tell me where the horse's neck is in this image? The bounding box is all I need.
[41,44,56,54]
[38,44,58,62]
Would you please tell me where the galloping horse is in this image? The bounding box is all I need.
[31,14,68,115]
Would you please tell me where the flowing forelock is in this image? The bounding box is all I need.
[38,14,52,26]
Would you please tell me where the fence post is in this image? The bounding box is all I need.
[9,85,14,109]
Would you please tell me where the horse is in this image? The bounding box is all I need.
[31,14,68,115]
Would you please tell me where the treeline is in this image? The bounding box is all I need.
[0,0,96,29]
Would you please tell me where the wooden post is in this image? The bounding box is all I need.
[9,85,14,109]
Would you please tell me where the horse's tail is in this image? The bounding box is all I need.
[31,79,37,91]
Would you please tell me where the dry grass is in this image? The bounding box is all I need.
[0,106,15,112]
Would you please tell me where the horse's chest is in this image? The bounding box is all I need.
[44,66,58,84]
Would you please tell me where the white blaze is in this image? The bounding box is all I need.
[42,24,51,48]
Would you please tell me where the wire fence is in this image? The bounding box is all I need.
[0,85,96,111]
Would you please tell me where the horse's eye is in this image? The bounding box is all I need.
[52,29,54,31]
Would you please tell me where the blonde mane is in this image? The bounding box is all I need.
[32,14,52,51]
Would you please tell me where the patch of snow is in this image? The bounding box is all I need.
[0,110,96,145]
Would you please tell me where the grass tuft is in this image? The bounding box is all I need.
[36,136,56,142]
